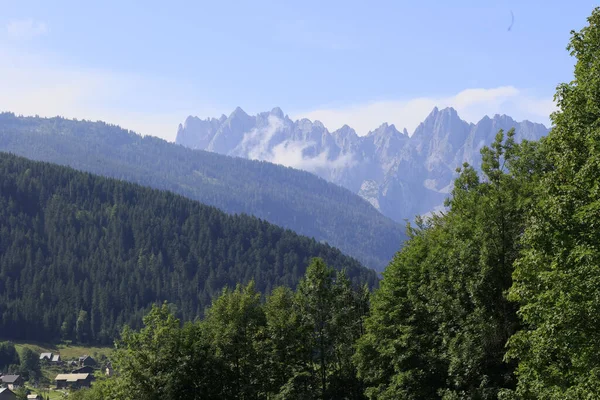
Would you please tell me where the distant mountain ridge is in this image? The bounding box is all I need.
[0,112,404,271]
[177,107,550,221]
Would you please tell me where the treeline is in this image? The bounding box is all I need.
[0,342,42,383]
[0,108,405,271]
[72,259,369,400]
[79,8,600,398]
[0,153,377,344]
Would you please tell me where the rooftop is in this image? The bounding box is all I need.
[0,375,21,383]
[55,373,90,382]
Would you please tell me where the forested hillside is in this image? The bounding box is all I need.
[0,115,405,271]
[0,153,377,344]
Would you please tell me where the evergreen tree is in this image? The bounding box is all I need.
[261,286,306,397]
[201,282,266,399]
[18,347,41,382]
[0,342,20,371]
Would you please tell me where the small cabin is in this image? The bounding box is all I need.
[78,355,97,367]
[55,373,92,389]
[0,375,23,390]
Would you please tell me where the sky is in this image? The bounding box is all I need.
[1,0,598,140]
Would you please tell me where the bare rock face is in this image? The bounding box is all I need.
[176,107,549,222]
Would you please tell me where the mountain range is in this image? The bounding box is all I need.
[0,112,404,271]
[176,107,550,221]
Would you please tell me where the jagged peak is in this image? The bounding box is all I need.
[312,120,325,129]
[270,107,285,118]
[423,106,461,123]
[492,113,516,121]
[439,106,459,117]
[230,106,249,119]
[333,124,358,139]
[184,115,199,124]
[367,122,402,138]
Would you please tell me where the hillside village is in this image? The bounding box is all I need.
[0,346,112,399]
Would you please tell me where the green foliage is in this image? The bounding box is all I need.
[12,387,29,400]
[73,258,369,399]
[202,282,265,398]
[18,347,42,382]
[355,131,539,399]
[0,153,377,344]
[75,310,91,344]
[0,114,405,270]
[260,286,305,396]
[295,258,337,398]
[354,219,449,400]
[506,7,600,399]
[0,341,20,371]
[355,9,600,400]
[291,258,369,399]
[104,302,222,400]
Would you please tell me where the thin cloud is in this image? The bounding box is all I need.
[233,115,355,173]
[294,87,555,136]
[0,47,220,141]
[6,19,48,39]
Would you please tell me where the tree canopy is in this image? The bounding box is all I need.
[0,153,376,343]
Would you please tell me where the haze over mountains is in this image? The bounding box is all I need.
[177,107,550,221]
[0,112,404,271]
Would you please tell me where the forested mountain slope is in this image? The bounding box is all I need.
[0,153,377,343]
[0,113,404,271]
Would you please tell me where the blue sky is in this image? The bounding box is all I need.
[1,0,597,140]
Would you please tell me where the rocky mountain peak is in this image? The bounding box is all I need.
[176,107,550,223]
[230,106,250,119]
[270,107,285,119]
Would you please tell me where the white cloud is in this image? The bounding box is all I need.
[270,140,355,173]
[0,47,219,141]
[294,86,556,136]
[237,115,285,160]
[234,115,355,174]
[6,19,48,39]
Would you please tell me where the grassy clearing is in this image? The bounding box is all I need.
[24,385,67,400]
[13,341,114,360]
